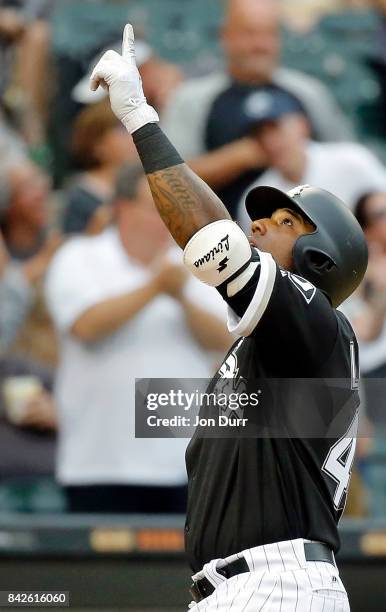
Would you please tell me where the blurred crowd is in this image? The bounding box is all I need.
[0,0,386,518]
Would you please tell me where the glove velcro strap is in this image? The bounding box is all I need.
[123,104,159,135]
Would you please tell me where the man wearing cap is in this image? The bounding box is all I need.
[91,23,367,611]
[161,0,353,217]
[236,90,386,230]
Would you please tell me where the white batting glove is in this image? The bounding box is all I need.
[90,24,159,134]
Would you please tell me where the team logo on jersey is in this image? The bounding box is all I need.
[216,339,247,415]
[218,338,244,383]
[281,270,316,304]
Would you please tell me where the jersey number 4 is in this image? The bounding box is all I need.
[322,412,358,512]
[322,341,359,512]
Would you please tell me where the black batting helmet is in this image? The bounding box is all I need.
[245,185,368,307]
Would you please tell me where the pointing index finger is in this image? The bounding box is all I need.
[122,23,135,63]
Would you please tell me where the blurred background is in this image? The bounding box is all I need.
[0,0,386,610]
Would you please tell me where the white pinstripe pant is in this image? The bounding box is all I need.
[188,539,350,611]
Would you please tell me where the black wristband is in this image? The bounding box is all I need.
[132,123,184,174]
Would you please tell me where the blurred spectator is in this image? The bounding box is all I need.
[0,119,26,168]
[45,163,231,514]
[280,0,337,32]
[0,159,50,259]
[349,193,386,386]
[279,0,371,32]
[343,191,386,517]
[0,355,56,432]
[62,100,137,235]
[0,224,6,273]
[138,54,183,112]
[0,159,61,366]
[0,1,52,151]
[362,1,386,142]
[50,0,182,183]
[0,354,59,512]
[235,91,386,229]
[162,0,354,217]
[0,228,59,354]
[72,38,183,114]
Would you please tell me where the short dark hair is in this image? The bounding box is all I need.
[114,163,145,202]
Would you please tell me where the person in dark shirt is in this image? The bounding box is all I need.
[91,25,368,611]
[162,0,353,217]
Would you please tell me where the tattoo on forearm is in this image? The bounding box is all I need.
[147,164,231,248]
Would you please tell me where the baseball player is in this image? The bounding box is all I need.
[91,25,368,611]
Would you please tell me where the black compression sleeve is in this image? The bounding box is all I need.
[132,123,184,174]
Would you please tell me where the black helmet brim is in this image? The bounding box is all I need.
[245,185,314,227]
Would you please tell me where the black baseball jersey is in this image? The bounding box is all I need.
[185,247,360,572]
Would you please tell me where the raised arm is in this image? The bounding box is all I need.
[90,25,252,295]
[90,25,231,249]
[133,129,230,248]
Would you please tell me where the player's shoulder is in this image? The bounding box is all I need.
[277,268,320,306]
[233,257,333,336]
[270,267,337,325]
[272,268,359,345]
[252,264,339,368]
[264,265,338,331]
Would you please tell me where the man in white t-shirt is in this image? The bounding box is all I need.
[45,163,230,513]
[236,90,386,230]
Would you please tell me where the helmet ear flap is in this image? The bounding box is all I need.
[294,244,337,280]
[304,249,336,275]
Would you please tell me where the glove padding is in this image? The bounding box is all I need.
[90,24,159,134]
